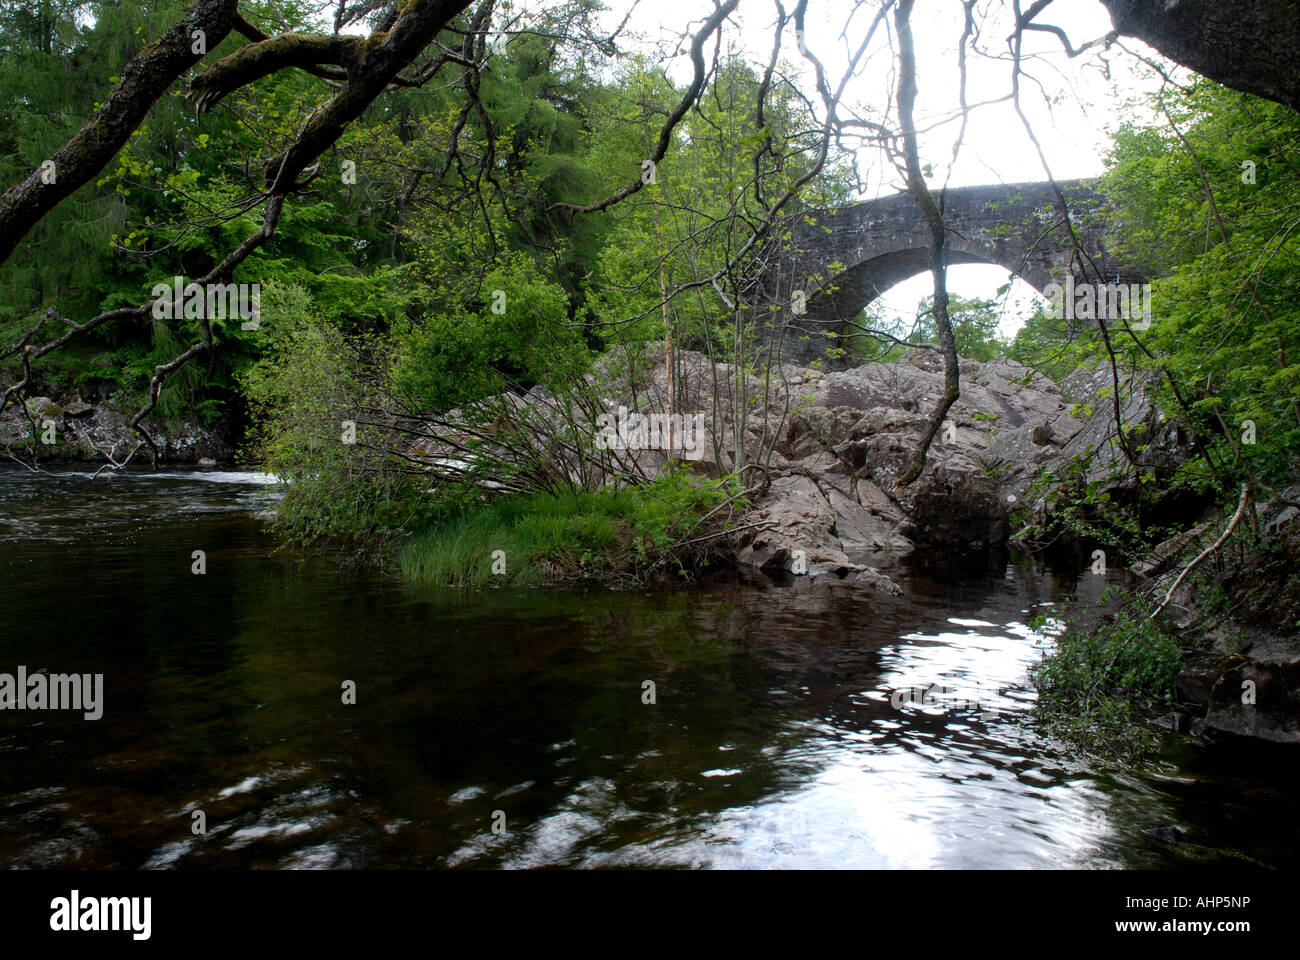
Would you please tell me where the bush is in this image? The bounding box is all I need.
[240,280,436,548]
[390,253,589,411]
[1031,589,1185,762]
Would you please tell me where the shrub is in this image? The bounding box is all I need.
[1031,589,1185,762]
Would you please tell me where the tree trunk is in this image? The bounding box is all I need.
[1104,0,1300,112]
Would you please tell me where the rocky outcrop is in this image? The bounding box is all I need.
[1174,650,1300,745]
[0,396,234,463]
[1202,659,1300,743]
[734,474,905,591]
[1056,364,1199,489]
[614,349,1160,582]
[410,347,1172,586]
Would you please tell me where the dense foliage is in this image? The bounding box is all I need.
[1011,79,1300,512]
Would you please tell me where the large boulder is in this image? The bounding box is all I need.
[736,474,853,577]
[733,351,1096,576]
[1201,659,1300,743]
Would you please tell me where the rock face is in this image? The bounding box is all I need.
[401,346,1183,590]
[1056,363,1198,489]
[628,349,1150,583]
[406,346,1139,585]
[1201,659,1300,743]
[0,396,234,463]
[734,474,905,592]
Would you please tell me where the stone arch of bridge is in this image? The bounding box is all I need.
[759,179,1149,364]
[797,244,1060,333]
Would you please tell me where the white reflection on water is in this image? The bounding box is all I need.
[480,610,1142,869]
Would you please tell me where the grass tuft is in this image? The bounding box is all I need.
[399,471,746,589]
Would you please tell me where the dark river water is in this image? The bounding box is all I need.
[0,466,1295,869]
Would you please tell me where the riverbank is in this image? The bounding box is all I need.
[1158,509,1300,743]
[0,395,235,465]
[1029,486,1300,755]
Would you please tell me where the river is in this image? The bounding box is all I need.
[0,466,1294,868]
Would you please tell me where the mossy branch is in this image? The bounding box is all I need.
[190,33,369,114]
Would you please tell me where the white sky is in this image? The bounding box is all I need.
[596,0,1178,338]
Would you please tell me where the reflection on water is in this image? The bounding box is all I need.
[0,466,1295,869]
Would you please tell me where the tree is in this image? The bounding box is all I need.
[3,0,482,460]
[1099,78,1300,494]
[917,295,1003,361]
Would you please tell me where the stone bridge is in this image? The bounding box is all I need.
[754,178,1149,364]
